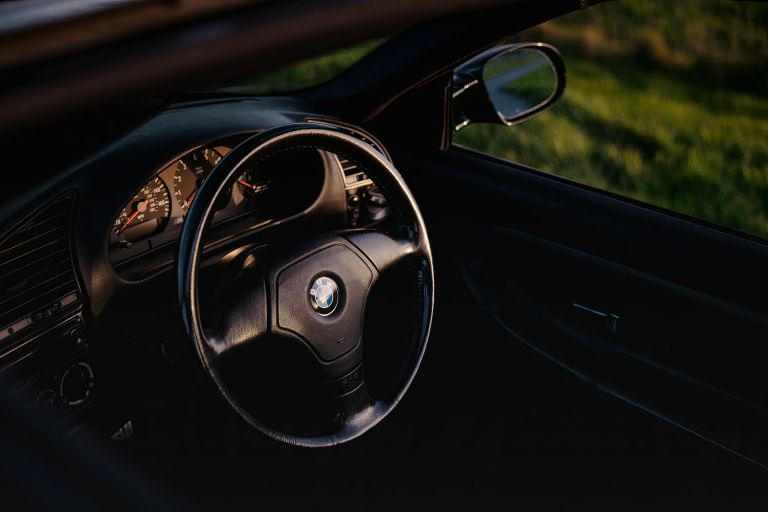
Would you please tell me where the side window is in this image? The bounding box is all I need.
[453,0,768,239]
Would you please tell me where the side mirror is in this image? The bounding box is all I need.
[453,43,566,131]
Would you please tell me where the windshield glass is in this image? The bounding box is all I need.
[223,38,385,95]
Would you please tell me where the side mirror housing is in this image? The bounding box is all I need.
[453,42,566,131]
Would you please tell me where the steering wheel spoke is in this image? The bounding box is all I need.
[323,366,387,435]
[336,379,376,423]
[203,276,269,358]
[344,229,421,275]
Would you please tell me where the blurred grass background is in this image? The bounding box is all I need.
[232,0,768,239]
[224,39,383,95]
[455,0,768,238]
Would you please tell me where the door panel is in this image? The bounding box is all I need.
[401,147,768,466]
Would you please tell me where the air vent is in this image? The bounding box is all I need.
[0,195,80,343]
[305,118,389,188]
[338,157,372,187]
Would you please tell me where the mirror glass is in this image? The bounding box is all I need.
[482,47,558,123]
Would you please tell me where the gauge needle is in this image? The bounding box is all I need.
[238,179,257,190]
[118,199,149,233]
[183,184,200,208]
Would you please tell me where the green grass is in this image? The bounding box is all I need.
[223,39,384,95]
[455,47,768,239]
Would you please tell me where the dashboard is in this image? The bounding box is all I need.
[0,97,392,426]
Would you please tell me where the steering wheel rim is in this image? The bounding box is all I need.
[177,123,434,446]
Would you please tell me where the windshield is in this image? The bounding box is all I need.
[222,38,385,95]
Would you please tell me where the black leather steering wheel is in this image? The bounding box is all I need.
[177,123,434,446]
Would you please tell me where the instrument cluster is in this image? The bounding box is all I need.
[111,145,230,246]
[109,142,325,273]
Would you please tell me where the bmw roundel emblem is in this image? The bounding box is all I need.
[309,276,340,316]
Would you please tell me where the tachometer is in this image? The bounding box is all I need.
[113,177,171,241]
[173,148,222,211]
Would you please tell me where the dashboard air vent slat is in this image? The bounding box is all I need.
[338,157,371,187]
[0,195,80,342]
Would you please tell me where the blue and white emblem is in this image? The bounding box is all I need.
[309,276,340,316]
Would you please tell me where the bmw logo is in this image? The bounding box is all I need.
[309,276,340,316]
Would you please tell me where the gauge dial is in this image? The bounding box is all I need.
[173,148,223,211]
[237,166,271,199]
[113,177,171,241]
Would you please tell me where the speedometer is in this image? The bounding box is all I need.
[173,148,222,211]
[113,177,171,242]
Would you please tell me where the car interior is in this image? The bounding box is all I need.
[1,0,767,507]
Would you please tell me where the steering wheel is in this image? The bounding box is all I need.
[177,123,434,446]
